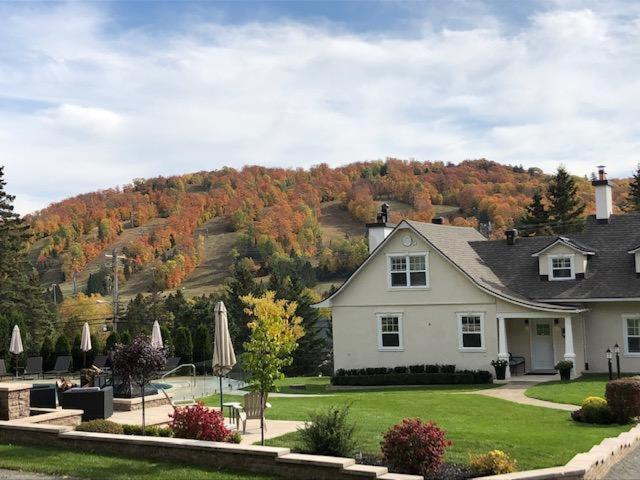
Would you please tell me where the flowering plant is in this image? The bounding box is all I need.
[380,418,452,475]
[490,359,508,368]
[169,401,230,442]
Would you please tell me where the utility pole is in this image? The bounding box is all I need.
[51,283,57,304]
[105,249,126,332]
[72,272,77,296]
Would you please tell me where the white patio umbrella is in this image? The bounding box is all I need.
[213,301,236,413]
[81,322,92,368]
[151,321,163,349]
[9,325,23,378]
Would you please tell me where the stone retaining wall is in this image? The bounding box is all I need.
[0,421,420,480]
[0,383,30,420]
[113,392,173,412]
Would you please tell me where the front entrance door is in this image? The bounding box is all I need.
[531,320,555,370]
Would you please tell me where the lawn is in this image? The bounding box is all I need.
[0,444,278,480]
[245,375,331,394]
[204,381,629,471]
[525,375,612,406]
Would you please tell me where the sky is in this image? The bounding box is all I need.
[2,0,640,214]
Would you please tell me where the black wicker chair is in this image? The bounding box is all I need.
[30,384,57,408]
[59,386,113,421]
[509,353,526,376]
[0,359,11,380]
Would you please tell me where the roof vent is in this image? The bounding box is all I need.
[506,229,518,245]
[431,217,444,225]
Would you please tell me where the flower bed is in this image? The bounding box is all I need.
[332,368,492,386]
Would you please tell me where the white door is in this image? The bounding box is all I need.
[531,320,554,370]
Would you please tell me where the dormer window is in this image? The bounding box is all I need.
[549,255,575,280]
[388,253,429,288]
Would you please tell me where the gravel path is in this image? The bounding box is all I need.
[0,470,72,480]
[603,445,640,479]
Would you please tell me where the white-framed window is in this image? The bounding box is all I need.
[376,313,403,351]
[549,254,575,280]
[387,253,429,288]
[457,312,485,351]
[623,315,640,356]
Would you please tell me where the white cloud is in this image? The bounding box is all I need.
[0,3,639,214]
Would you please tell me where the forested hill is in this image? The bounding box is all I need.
[26,159,630,300]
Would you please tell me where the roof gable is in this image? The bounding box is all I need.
[531,237,596,257]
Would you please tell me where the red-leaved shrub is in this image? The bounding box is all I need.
[606,377,640,423]
[380,418,452,475]
[169,401,230,442]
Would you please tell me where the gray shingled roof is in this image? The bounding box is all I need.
[405,220,579,310]
[468,214,640,300]
[531,236,597,256]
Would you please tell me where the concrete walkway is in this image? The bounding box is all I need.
[603,444,640,479]
[0,470,71,480]
[110,404,303,445]
[472,380,579,412]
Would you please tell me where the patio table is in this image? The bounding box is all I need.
[222,401,241,424]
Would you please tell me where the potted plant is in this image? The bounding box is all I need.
[491,359,508,380]
[555,360,573,381]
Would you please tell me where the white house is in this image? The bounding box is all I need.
[316,167,640,378]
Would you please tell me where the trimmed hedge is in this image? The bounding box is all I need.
[332,371,492,386]
[606,377,640,423]
[336,364,469,377]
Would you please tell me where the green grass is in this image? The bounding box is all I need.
[204,385,629,470]
[525,375,613,406]
[243,376,331,394]
[0,444,278,480]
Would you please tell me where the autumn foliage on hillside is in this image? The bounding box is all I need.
[27,159,627,290]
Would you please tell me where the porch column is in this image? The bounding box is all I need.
[564,316,577,378]
[497,315,510,379]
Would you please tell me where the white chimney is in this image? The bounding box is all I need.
[367,203,394,253]
[592,165,613,223]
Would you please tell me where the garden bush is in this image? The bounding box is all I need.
[169,401,230,441]
[226,431,242,444]
[440,364,456,374]
[76,420,124,435]
[122,424,173,437]
[408,364,425,374]
[393,366,408,374]
[606,377,640,423]
[380,418,452,475]
[425,364,440,373]
[470,450,517,475]
[580,396,612,424]
[299,405,358,457]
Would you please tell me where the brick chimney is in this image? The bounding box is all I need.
[592,165,613,223]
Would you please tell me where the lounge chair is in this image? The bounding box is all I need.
[92,355,109,370]
[30,384,57,408]
[161,356,181,375]
[232,391,271,434]
[45,356,72,378]
[0,359,11,380]
[24,356,43,379]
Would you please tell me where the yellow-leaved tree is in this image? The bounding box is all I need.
[241,291,304,445]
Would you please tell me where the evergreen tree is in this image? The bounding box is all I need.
[85,266,109,296]
[160,325,173,355]
[627,164,640,212]
[174,326,193,363]
[72,333,83,369]
[120,330,132,345]
[40,335,55,371]
[164,289,192,330]
[223,257,263,352]
[518,189,550,236]
[54,335,71,356]
[124,293,174,335]
[0,167,55,345]
[192,324,212,374]
[547,166,585,233]
[105,331,120,352]
[270,273,330,376]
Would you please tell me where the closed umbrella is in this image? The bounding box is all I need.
[9,325,23,378]
[213,301,236,414]
[151,321,163,349]
[81,322,92,368]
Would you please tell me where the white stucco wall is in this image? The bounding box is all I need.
[584,302,640,373]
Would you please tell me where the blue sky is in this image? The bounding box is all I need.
[1,0,640,214]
